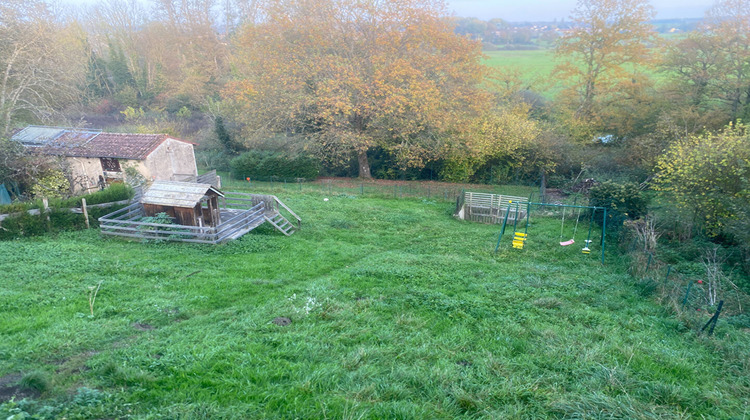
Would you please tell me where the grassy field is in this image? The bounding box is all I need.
[1,187,749,418]
[483,48,670,98]
[483,49,559,97]
[483,50,557,79]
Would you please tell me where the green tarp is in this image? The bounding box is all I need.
[0,184,11,205]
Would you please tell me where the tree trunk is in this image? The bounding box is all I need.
[358,149,372,179]
[539,169,547,201]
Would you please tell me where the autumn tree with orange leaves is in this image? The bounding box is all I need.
[554,0,656,140]
[226,0,491,179]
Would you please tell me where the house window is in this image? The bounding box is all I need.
[100,158,121,172]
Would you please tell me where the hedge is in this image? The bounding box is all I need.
[0,184,133,240]
[230,151,320,180]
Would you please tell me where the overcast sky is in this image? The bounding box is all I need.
[445,0,712,21]
[60,0,714,22]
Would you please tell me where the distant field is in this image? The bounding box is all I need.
[483,49,559,96]
[483,48,669,98]
[483,49,557,77]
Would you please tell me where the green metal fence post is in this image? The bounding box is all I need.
[664,265,672,283]
[682,282,693,309]
[601,208,607,264]
[360,183,364,195]
[646,254,653,273]
[524,202,531,235]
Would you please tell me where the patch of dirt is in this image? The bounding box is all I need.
[111,335,138,349]
[272,317,292,326]
[541,188,569,203]
[132,322,155,331]
[0,373,40,402]
[456,360,472,367]
[53,351,99,375]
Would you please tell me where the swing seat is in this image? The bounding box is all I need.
[559,239,575,246]
[582,247,591,254]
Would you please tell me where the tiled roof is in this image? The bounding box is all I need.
[11,126,195,160]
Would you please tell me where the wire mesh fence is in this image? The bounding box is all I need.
[218,175,536,203]
[625,243,748,322]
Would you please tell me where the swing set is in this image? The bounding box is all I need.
[495,200,609,264]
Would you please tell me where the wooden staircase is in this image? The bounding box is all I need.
[265,212,297,236]
[220,192,301,237]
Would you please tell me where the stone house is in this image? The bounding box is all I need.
[11,126,198,193]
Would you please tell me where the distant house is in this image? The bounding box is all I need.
[10,126,198,193]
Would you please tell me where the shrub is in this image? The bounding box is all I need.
[654,122,749,235]
[56,183,134,208]
[0,211,48,240]
[0,184,132,240]
[230,151,320,180]
[589,181,648,231]
[19,371,49,393]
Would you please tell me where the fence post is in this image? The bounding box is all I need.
[664,265,672,283]
[82,198,90,229]
[360,183,364,196]
[701,300,724,336]
[682,282,693,309]
[646,254,653,274]
[601,208,607,265]
[42,197,51,231]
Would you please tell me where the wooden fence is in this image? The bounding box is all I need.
[455,191,529,224]
[98,201,266,244]
[221,192,301,229]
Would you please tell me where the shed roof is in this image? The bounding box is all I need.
[141,181,224,208]
[10,126,195,160]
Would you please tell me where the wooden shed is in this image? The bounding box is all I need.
[141,181,223,227]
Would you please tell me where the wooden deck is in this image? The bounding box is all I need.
[98,192,301,243]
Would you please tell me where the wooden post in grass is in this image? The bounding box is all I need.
[42,197,51,231]
[82,198,90,229]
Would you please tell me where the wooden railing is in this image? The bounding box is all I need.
[221,192,301,228]
[99,202,265,244]
[457,192,529,224]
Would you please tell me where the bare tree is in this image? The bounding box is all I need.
[0,0,86,136]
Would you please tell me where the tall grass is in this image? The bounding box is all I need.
[0,188,748,418]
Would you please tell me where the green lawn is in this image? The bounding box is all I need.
[1,189,748,418]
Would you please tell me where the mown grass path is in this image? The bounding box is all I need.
[1,192,748,418]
